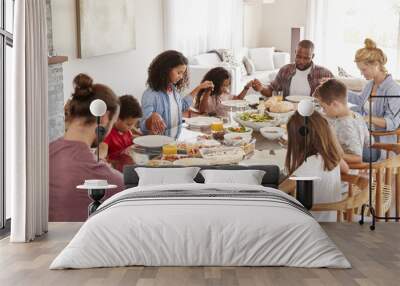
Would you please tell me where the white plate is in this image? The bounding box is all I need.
[221,100,248,108]
[173,158,210,166]
[133,135,175,148]
[286,95,312,103]
[185,116,221,127]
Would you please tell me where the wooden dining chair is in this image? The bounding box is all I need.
[347,143,400,222]
[312,173,369,222]
[279,173,369,222]
[370,128,400,221]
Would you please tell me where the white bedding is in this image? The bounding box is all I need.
[50,183,351,269]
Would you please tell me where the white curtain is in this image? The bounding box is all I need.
[164,0,243,57]
[306,0,400,78]
[8,0,49,242]
[305,0,328,65]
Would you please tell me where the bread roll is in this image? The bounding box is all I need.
[264,97,278,108]
[269,101,294,113]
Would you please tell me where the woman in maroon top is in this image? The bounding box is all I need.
[49,73,124,222]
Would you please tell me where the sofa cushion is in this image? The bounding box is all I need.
[191,53,222,66]
[249,47,275,71]
[243,56,256,75]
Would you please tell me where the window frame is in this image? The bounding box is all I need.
[0,0,13,232]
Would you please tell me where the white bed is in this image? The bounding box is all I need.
[50,183,350,269]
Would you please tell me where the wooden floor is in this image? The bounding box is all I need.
[0,223,399,286]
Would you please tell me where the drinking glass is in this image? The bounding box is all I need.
[162,144,177,156]
[211,121,224,132]
[275,90,283,102]
[211,121,225,140]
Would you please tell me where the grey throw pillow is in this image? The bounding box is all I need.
[243,56,255,75]
[337,66,353,78]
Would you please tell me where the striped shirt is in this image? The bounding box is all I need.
[269,62,334,99]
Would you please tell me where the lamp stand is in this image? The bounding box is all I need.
[296,180,313,210]
[358,94,400,230]
[96,117,100,162]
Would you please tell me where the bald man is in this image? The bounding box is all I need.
[253,40,333,99]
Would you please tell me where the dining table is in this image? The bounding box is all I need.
[123,109,289,178]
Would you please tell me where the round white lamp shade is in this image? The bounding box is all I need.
[89,99,107,117]
[297,99,314,117]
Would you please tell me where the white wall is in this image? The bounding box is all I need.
[243,4,264,48]
[51,0,164,102]
[260,0,307,52]
[243,0,307,52]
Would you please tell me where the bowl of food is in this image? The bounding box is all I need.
[223,133,252,146]
[259,126,286,140]
[233,111,277,131]
[225,125,253,137]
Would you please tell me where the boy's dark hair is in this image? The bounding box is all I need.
[315,79,347,104]
[147,50,189,92]
[118,95,143,120]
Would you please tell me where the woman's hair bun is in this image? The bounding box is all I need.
[72,73,93,99]
[364,38,377,50]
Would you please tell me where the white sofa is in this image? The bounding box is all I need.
[187,47,290,95]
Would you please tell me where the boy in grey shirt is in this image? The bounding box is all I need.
[315,79,370,163]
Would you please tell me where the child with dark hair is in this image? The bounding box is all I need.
[194,67,253,116]
[103,95,143,162]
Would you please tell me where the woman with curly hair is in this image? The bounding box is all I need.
[140,50,212,137]
[193,67,253,117]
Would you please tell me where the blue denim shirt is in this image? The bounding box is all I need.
[348,74,400,144]
[139,87,193,137]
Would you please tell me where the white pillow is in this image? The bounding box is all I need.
[249,47,275,71]
[200,169,266,185]
[136,167,200,186]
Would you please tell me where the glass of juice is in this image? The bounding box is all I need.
[275,90,283,102]
[162,143,177,156]
[211,121,224,140]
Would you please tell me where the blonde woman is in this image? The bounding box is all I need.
[348,38,400,161]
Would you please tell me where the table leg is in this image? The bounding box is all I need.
[296,180,313,210]
[87,189,106,216]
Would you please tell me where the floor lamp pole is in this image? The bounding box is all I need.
[359,94,400,230]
